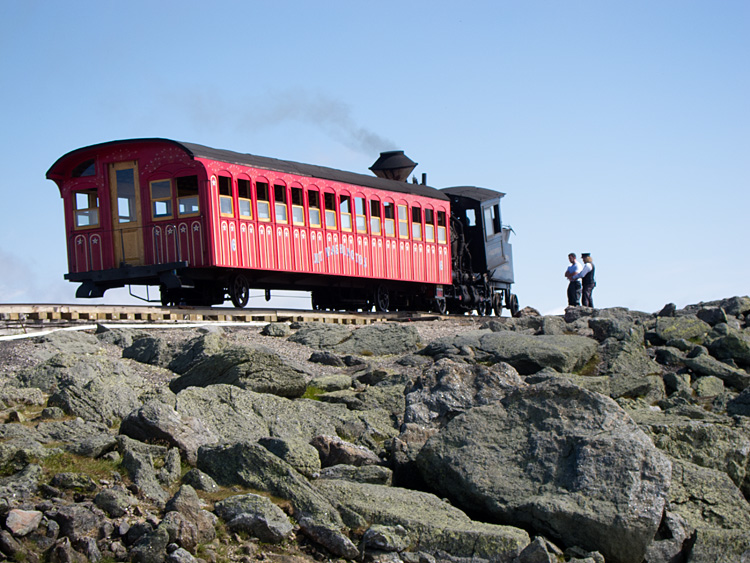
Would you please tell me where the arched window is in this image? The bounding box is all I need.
[383,201,395,237]
[324,191,337,229]
[238,176,252,219]
[291,184,305,225]
[355,196,367,233]
[424,208,435,242]
[370,198,382,235]
[411,205,422,240]
[256,180,271,221]
[340,193,352,231]
[219,175,233,216]
[274,183,288,223]
[308,187,321,227]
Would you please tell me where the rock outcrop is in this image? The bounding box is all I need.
[0,296,750,562]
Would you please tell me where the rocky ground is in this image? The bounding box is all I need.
[1,298,750,562]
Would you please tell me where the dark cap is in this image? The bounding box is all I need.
[581,253,591,258]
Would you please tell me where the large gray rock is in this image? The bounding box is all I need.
[705,324,750,366]
[479,332,599,374]
[686,528,750,563]
[668,457,750,531]
[167,328,226,374]
[123,334,174,368]
[289,322,421,356]
[169,344,308,398]
[120,401,219,465]
[34,331,103,360]
[34,419,117,458]
[404,358,523,428]
[197,441,358,558]
[14,352,146,394]
[173,385,339,445]
[682,350,750,390]
[417,380,671,563]
[654,315,711,344]
[633,410,750,494]
[316,479,530,562]
[214,493,293,543]
[46,370,158,426]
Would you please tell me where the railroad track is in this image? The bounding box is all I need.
[0,304,440,337]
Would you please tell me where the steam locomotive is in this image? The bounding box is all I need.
[47,138,518,316]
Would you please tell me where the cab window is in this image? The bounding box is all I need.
[484,203,501,239]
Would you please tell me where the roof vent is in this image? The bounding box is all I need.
[369,151,417,182]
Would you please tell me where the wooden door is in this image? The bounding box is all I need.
[109,161,144,266]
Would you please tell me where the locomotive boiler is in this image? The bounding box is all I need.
[47,138,518,316]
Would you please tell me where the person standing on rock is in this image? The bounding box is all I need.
[573,253,596,307]
[564,253,582,307]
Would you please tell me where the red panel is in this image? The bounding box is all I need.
[355,235,368,277]
[258,224,274,269]
[240,222,258,269]
[341,234,353,277]
[310,230,324,273]
[276,226,291,271]
[325,232,339,274]
[73,235,89,272]
[90,235,103,270]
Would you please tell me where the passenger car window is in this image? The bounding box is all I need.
[324,192,336,229]
[219,176,233,216]
[238,178,252,219]
[150,180,172,219]
[177,176,200,216]
[291,187,305,225]
[308,189,321,227]
[256,182,270,220]
[74,188,99,228]
[370,200,381,234]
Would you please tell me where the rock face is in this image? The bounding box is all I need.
[417,380,671,563]
[2,304,750,563]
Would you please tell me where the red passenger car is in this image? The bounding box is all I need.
[47,138,455,311]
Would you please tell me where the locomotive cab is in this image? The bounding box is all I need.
[441,186,518,316]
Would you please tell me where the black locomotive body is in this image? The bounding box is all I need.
[442,186,518,316]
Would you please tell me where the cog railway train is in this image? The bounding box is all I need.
[47,138,518,316]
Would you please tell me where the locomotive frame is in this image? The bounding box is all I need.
[47,138,518,316]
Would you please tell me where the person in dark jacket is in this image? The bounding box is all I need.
[573,253,596,307]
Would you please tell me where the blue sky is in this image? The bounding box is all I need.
[1,1,748,315]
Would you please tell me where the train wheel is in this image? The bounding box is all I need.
[434,297,447,315]
[230,274,250,308]
[492,293,503,317]
[509,293,520,317]
[477,300,492,317]
[374,285,390,312]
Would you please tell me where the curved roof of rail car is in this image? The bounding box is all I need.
[441,185,506,202]
[47,138,449,202]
